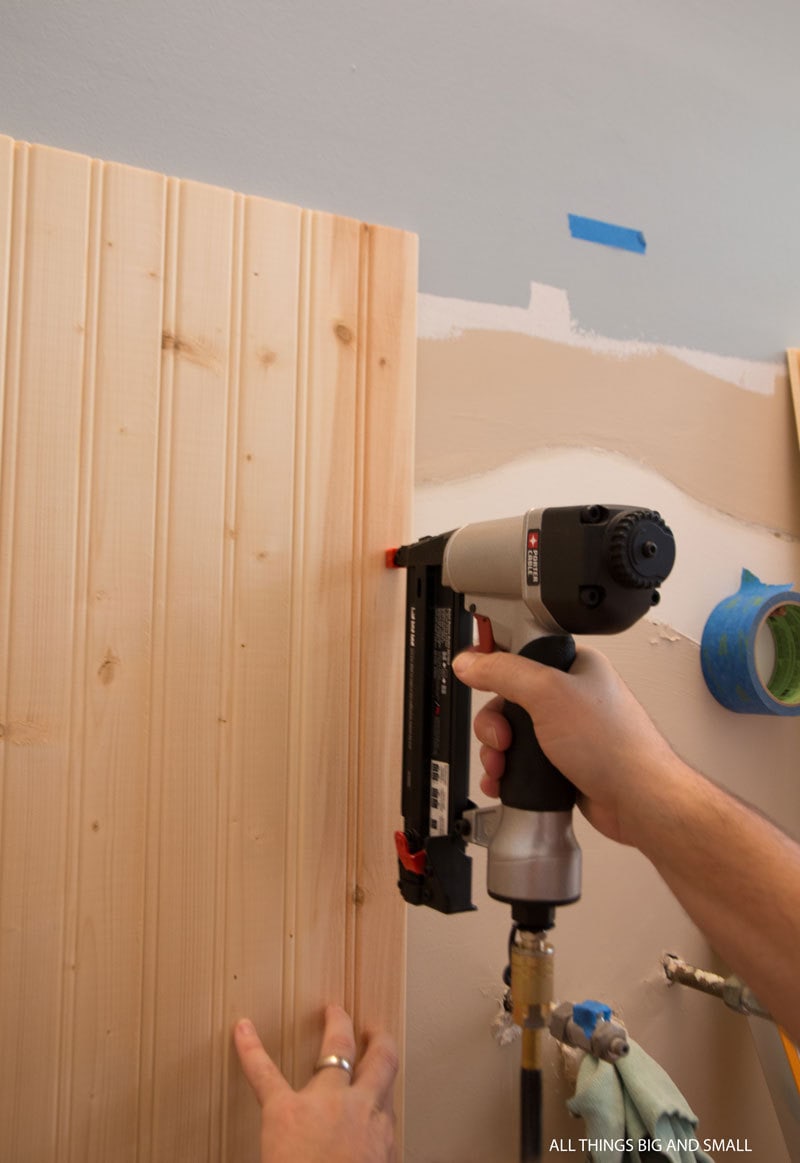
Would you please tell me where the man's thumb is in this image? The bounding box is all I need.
[452,649,550,707]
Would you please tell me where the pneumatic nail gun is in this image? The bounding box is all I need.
[388,505,676,931]
[388,504,675,1161]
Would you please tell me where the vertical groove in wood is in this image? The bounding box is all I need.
[214,188,244,1161]
[281,206,312,1082]
[58,152,103,1161]
[344,222,371,1017]
[138,173,180,1163]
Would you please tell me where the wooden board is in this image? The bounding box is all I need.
[0,135,416,1163]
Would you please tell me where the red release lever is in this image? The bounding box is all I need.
[395,831,426,876]
[474,614,496,653]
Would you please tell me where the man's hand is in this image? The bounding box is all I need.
[454,645,674,845]
[453,644,800,1044]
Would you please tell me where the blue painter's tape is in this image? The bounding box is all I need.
[568,213,647,254]
[700,569,800,715]
[574,1000,612,1039]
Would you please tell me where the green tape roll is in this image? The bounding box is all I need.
[701,569,800,715]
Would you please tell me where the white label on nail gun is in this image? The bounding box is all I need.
[429,760,449,835]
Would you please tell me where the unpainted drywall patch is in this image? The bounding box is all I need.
[418,283,781,396]
[414,445,800,646]
[416,328,800,537]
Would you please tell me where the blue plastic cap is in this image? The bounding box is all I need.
[574,1000,612,1039]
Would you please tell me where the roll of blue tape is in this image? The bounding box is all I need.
[701,569,800,715]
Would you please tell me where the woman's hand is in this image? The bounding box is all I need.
[234,1005,399,1163]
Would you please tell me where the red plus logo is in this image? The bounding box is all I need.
[528,531,539,550]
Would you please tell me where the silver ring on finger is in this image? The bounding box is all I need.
[314,1053,354,1082]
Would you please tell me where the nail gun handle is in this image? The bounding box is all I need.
[500,635,577,813]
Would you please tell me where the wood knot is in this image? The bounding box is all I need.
[162,331,220,372]
[98,649,121,685]
[334,323,354,345]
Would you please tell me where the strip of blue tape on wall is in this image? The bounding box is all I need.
[568,213,647,254]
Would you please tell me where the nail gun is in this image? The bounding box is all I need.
[388,504,676,931]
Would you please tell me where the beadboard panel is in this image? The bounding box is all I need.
[0,135,415,1163]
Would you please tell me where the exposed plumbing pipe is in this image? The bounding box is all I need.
[662,953,772,1020]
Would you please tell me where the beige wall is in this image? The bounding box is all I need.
[404,288,800,1162]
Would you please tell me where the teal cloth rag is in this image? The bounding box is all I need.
[566,1040,715,1163]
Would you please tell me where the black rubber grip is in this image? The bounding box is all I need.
[500,635,577,813]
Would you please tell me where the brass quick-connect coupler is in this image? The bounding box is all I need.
[548,1001,630,1063]
[511,929,554,1070]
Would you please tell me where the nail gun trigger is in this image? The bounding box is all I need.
[474,614,495,653]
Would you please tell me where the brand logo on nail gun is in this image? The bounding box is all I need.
[526,529,540,586]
